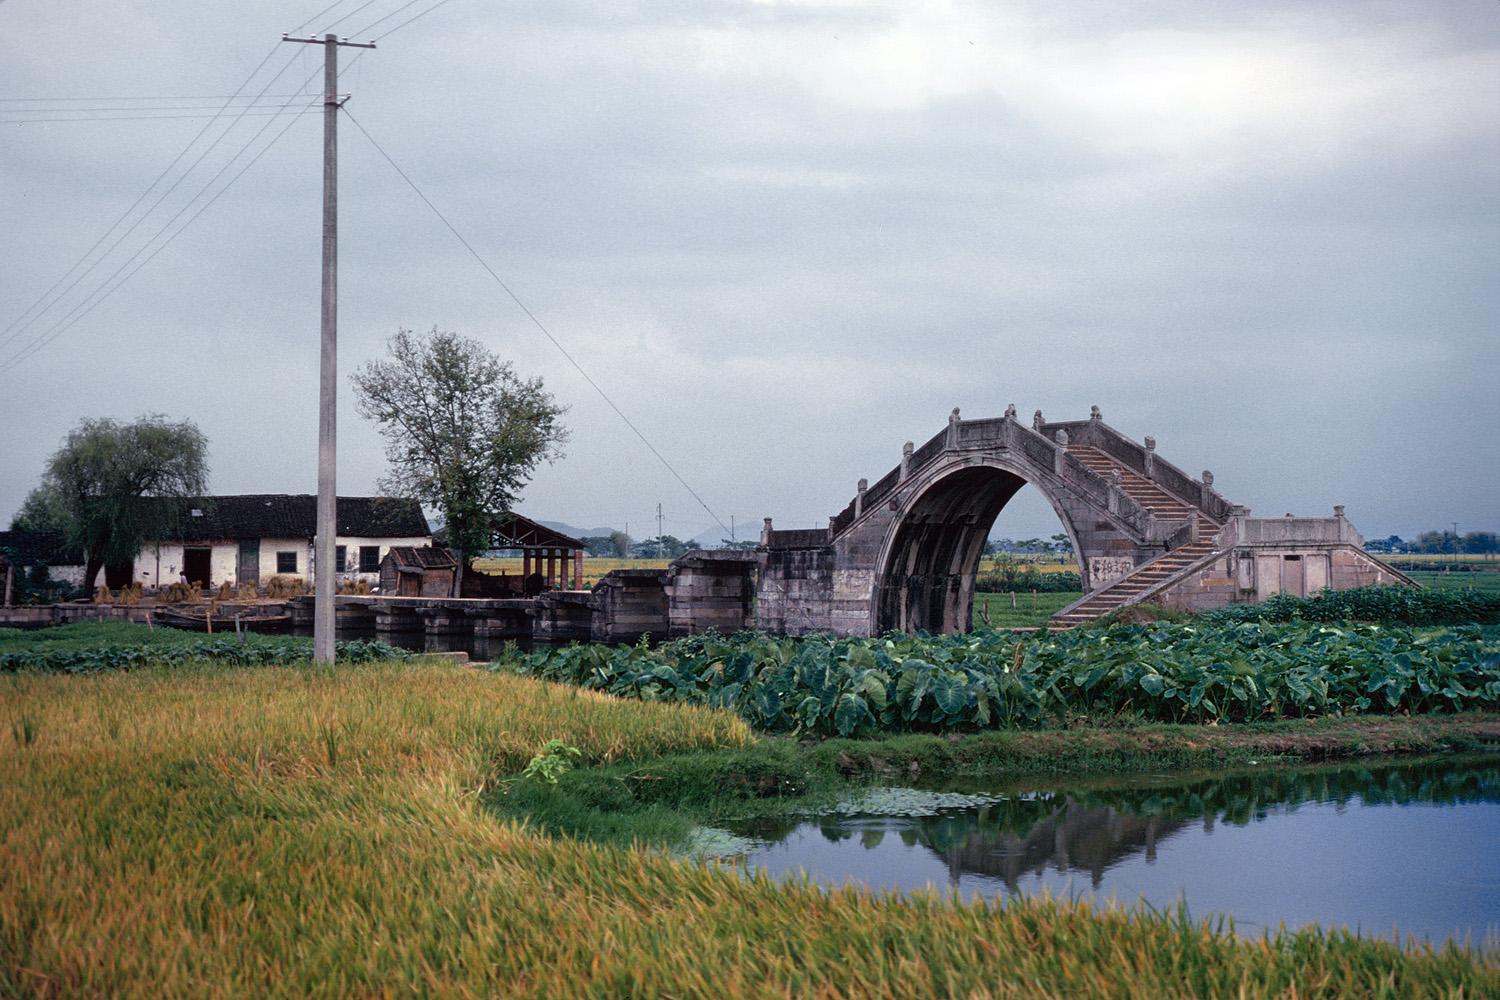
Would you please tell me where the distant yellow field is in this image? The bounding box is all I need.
[471,554,1078,587]
[1385,553,1499,565]
[472,556,670,588]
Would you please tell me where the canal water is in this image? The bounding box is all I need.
[723,755,1500,946]
[288,626,532,662]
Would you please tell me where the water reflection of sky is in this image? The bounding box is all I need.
[736,785,1500,945]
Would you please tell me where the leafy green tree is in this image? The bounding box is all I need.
[9,485,71,533]
[352,328,568,574]
[1461,532,1498,554]
[580,531,632,558]
[34,415,209,590]
[1050,533,1074,556]
[630,535,698,559]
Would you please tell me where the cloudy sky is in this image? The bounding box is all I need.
[2,0,1496,546]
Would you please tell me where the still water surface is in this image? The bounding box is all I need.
[726,756,1500,945]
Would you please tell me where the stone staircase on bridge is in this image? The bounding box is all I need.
[1067,445,1217,527]
[1053,540,1220,626]
[1050,444,1226,625]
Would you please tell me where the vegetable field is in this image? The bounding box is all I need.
[0,622,410,673]
[498,623,1500,736]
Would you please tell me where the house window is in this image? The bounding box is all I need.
[276,551,298,574]
[359,546,381,573]
[335,546,347,573]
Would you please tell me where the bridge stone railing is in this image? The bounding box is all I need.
[1041,413,1231,523]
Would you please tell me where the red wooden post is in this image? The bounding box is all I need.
[573,549,582,590]
[546,549,556,588]
[523,549,531,579]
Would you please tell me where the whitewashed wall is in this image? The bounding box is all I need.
[132,535,431,589]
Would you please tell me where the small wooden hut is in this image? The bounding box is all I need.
[379,546,459,597]
[486,513,587,591]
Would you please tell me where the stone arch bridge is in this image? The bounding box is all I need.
[749,407,1410,636]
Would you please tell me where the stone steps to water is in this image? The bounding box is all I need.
[1053,540,1220,625]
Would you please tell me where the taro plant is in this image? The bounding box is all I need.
[520,739,583,786]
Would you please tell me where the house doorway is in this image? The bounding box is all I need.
[183,548,212,588]
[237,540,260,586]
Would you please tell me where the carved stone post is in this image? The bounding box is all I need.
[1201,470,1214,510]
[855,478,868,518]
[761,517,773,546]
[1090,405,1102,422]
[1003,403,1017,420]
[899,441,913,481]
[1052,429,1068,476]
[947,407,961,448]
[1032,409,1044,431]
[1143,435,1156,478]
[1107,468,1123,515]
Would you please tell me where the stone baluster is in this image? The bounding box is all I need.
[1107,468,1123,515]
[899,441,913,481]
[1003,403,1017,420]
[1143,435,1156,478]
[1052,429,1069,476]
[761,518,773,546]
[1200,470,1214,510]
[855,478,868,518]
[1032,409,1044,431]
[947,407,961,448]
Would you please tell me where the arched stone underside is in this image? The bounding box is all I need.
[754,409,1410,637]
[876,465,1032,634]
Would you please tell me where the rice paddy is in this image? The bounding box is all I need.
[2,658,1495,998]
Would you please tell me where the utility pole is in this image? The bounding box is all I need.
[283,32,375,664]
[657,503,664,558]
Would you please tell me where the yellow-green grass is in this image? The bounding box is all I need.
[3,662,1493,999]
[1390,553,1500,565]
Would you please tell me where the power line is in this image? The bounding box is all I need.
[0,105,312,375]
[0,94,317,102]
[341,108,731,538]
[0,44,301,360]
[370,0,456,42]
[347,0,429,40]
[2,108,320,124]
[0,58,322,372]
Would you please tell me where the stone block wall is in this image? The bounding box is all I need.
[667,552,757,637]
[591,570,669,643]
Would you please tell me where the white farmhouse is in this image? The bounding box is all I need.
[133,495,431,590]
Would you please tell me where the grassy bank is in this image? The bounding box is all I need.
[492,711,1500,846]
[3,658,1496,998]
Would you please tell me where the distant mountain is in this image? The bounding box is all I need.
[538,521,616,541]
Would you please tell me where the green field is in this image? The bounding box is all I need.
[973,590,1082,628]
[1408,569,1500,594]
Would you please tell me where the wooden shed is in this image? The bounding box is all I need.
[379,546,459,597]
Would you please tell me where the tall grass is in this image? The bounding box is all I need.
[1,661,1493,999]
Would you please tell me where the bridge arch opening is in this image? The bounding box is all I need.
[874,464,1082,634]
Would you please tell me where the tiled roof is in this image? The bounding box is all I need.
[165,495,430,541]
[434,512,585,551]
[384,546,458,571]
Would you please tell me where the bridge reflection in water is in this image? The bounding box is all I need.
[727,756,1500,944]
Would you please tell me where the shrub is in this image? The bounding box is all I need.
[1200,585,1499,627]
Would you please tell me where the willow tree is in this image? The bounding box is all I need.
[352,328,568,572]
[36,415,209,590]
